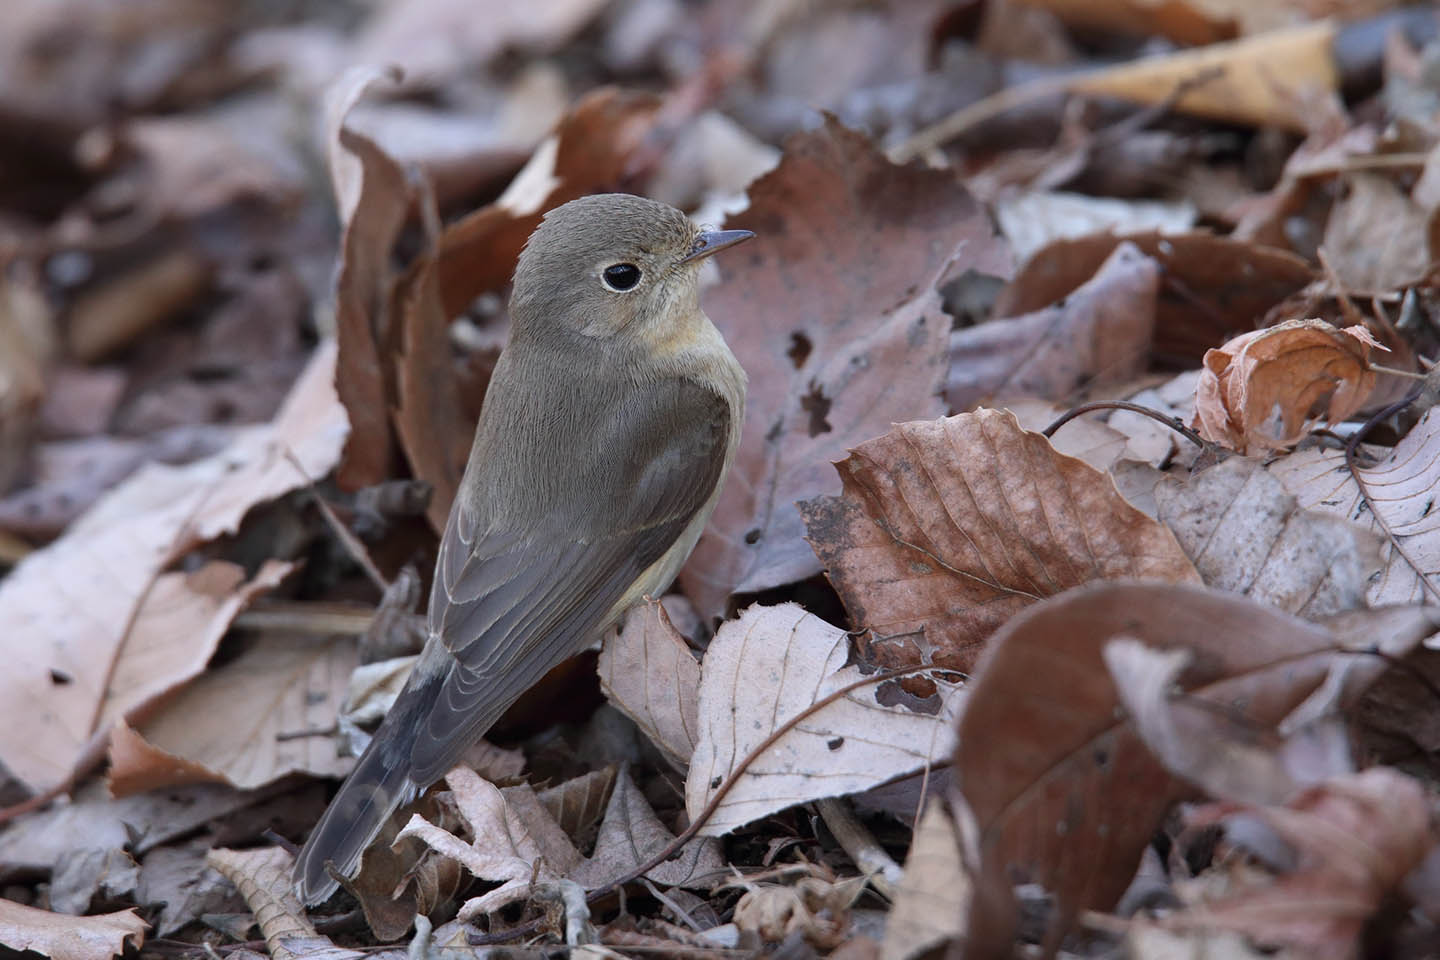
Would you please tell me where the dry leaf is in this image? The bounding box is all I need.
[206,847,322,960]
[1193,319,1380,454]
[732,875,863,948]
[1067,21,1339,132]
[881,800,970,960]
[1003,398,1131,473]
[0,342,347,794]
[1171,769,1437,958]
[993,232,1313,367]
[1267,407,1440,606]
[1322,173,1431,293]
[1156,457,1381,617]
[112,634,358,790]
[598,599,701,769]
[953,581,1397,953]
[0,899,147,960]
[948,241,1159,411]
[400,766,721,921]
[679,118,1011,617]
[685,603,963,837]
[994,192,1195,263]
[324,66,409,491]
[538,766,618,840]
[800,410,1200,675]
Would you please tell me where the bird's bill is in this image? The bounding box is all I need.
[680,229,755,264]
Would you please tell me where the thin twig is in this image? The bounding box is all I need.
[1042,400,1209,451]
[815,797,902,900]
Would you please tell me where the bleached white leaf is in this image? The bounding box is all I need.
[685,603,964,836]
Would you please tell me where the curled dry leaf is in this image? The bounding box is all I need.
[0,342,346,795]
[952,582,1403,954]
[0,900,147,960]
[1267,407,1440,606]
[679,117,1011,617]
[598,598,700,769]
[732,875,864,949]
[1172,769,1437,958]
[1193,319,1381,454]
[684,603,964,837]
[799,409,1200,675]
[1155,457,1381,618]
[947,241,1159,411]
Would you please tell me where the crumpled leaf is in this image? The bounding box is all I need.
[1170,769,1438,959]
[0,341,347,794]
[0,899,147,960]
[1267,407,1440,606]
[732,875,864,949]
[685,603,964,837]
[399,765,723,920]
[598,599,700,769]
[947,241,1159,411]
[800,409,1200,675]
[1193,319,1381,454]
[679,117,1011,617]
[1156,457,1381,618]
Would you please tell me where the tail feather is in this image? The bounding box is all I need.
[292,730,418,904]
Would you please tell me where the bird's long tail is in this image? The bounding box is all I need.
[291,684,430,904]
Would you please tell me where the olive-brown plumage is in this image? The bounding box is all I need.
[293,193,750,904]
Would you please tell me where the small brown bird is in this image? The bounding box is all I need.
[294,193,751,903]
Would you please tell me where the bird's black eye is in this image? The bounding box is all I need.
[601,263,642,292]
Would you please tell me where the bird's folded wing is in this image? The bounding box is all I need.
[407,379,731,784]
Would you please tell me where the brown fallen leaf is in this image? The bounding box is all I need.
[992,232,1313,367]
[680,118,1011,616]
[324,66,410,491]
[800,409,1200,675]
[1170,769,1437,959]
[598,599,701,769]
[948,242,1159,411]
[732,874,864,949]
[881,799,971,960]
[0,899,147,960]
[1267,408,1440,606]
[684,603,963,837]
[1155,457,1380,618]
[1193,319,1381,454]
[952,581,1402,953]
[0,342,347,795]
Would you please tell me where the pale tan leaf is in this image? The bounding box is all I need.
[1193,320,1378,455]
[106,721,228,796]
[205,847,320,960]
[114,635,358,790]
[685,603,963,837]
[1267,408,1440,605]
[1322,173,1431,294]
[0,900,146,960]
[571,768,725,890]
[598,599,701,768]
[881,800,970,960]
[800,409,1200,675]
[1155,457,1381,618]
[1003,399,1129,473]
[0,342,346,794]
[102,559,294,739]
[732,876,863,949]
[537,766,617,839]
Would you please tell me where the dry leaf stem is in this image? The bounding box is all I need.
[1042,400,1208,451]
